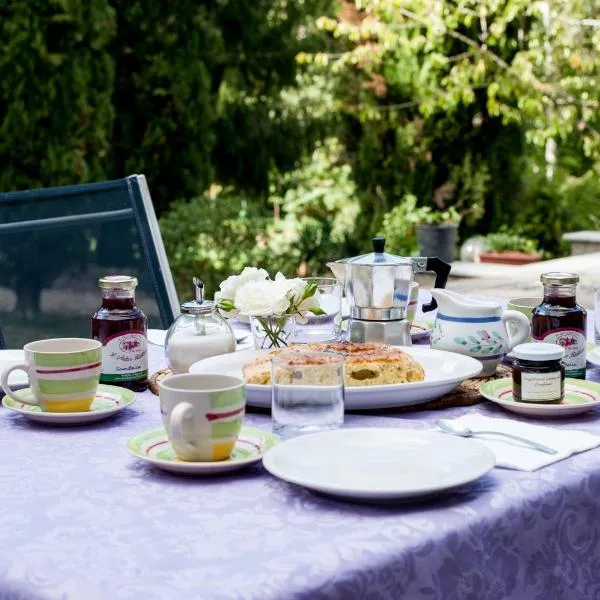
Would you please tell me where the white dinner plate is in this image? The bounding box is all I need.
[0,350,27,388]
[189,346,483,410]
[147,329,167,347]
[262,428,495,501]
[588,346,600,369]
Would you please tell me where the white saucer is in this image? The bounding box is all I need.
[2,385,136,424]
[588,346,600,369]
[410,320,433,341]
[262,428,495,501]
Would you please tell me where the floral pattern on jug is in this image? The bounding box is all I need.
[453,330,504,355]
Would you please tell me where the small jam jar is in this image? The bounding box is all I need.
[512,342,565,403]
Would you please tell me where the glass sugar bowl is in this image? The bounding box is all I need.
[165,278,236,373]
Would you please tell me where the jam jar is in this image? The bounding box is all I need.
[531,272,587,379]
[512,342,565,403]
[92,275,148,392]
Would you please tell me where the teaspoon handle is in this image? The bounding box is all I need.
[474,430,557,455]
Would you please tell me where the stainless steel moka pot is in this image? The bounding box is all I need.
[327,237,451,346]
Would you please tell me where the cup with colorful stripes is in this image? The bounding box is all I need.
[1,338,102,413]
[159,373,246,462]
[405,282,420,325]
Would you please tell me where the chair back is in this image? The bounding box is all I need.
[0,175,179,349]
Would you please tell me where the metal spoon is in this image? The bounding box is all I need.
[436,419,558,455]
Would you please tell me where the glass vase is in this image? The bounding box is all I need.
[250,315,296,350]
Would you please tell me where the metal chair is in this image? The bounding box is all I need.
[0,175,179,349]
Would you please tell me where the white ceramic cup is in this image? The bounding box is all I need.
[1,338,102,413]
[159,373,246,462]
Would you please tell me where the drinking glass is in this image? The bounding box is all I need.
[271,351,345,439]
[293,278,343,343]
[595,287,600,346]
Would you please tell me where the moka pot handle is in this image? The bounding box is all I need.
[411,257,452,312]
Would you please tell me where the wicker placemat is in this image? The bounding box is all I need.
[389,364,511,413]
[148,368,173,396]
[148,364,511,411]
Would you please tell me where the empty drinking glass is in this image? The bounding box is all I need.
[271,351,345,439]
[292,278,343,343]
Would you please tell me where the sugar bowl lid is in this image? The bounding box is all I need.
[181,278,215,315]
[349,237,412,266]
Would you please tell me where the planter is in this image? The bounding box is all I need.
[479,251,542,265]
[417,223,458,264]
[250,314,296,349]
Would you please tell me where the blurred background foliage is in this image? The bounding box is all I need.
[1,0,599,299]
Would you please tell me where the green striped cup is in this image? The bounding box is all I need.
[159,373,246,461]
[1,338,102,413]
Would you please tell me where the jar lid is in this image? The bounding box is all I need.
[98,275,138,290]
[180,277,214,315]
[513,342,565,361]
[540,272,579,285]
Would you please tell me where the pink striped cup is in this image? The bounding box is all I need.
[406,282,419,324]
[1,338,102,413]
[159,374,246,462]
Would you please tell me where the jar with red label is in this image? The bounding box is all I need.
[92,275,148,392]
[531,272,587,379]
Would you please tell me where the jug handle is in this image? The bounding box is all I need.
[412,257,451,312]
[502,310,530,350]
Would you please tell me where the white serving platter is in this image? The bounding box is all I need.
[190,346,482,410]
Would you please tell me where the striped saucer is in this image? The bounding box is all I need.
[2,385,136,424]
[127,426,279,475]
[480,377,600,418]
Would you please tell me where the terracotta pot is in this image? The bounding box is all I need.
[479,251,542,265]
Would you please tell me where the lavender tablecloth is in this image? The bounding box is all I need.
[2,315,600,600]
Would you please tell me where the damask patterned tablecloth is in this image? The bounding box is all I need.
[2,336,600,599]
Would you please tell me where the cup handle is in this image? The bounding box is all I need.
[168,402,197,454]
[502,310,531,351]
[1,363,38,406]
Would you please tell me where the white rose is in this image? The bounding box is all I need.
[272,273,321,323]
[239,267,269,284]
[214,267,269,317]
[273,273,304,300]
[234,280,290,316]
